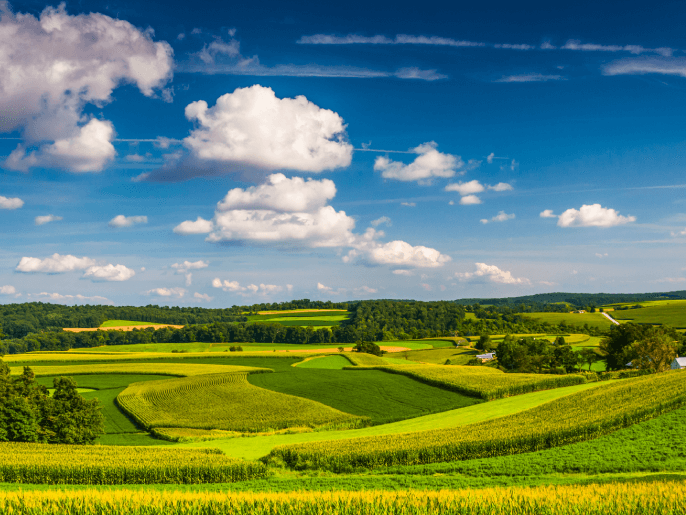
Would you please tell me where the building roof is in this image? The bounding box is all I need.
[476,353,496,360]
[674,357,686,366]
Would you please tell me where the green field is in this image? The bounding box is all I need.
[606,299,686,328]
[522,312,616,330]
[100,320,161,327]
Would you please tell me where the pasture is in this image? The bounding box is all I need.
[606,299,686,328]
[522,312,615,330]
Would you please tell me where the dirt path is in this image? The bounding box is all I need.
[601,312,620,325]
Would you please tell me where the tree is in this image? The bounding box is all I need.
[354,341,383,356]
[580,348,600,371]
[625,334,678,373]
[553,345,581,373]
[600,323,646,370]
[476,335,492,351]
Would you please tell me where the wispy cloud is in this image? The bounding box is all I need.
[495,74,566,83]
[603,56,686,78]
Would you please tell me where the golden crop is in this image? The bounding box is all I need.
[0,442,267,484]
[1,481,684,514]
[269,370,686,470]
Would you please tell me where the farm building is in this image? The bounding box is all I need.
[476,352,496,362]
[671,357,686,370]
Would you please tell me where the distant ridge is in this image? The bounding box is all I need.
[453,291,686,306]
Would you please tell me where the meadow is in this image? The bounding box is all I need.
[606,299,686,328]
[522,312,615,330]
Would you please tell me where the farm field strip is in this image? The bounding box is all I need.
[118,370,365,433]
[9,363,267,378]
[606,300,686,327]
[178,381,603,460]
[268,371,686,470]
[64,324,185,333]
[0,443,266,484]
[100,320,160,327]
[353,364,586,400]
[2,481,684,514]
[522,313,615,330]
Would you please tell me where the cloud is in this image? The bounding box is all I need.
[28,292,113,304]
[146,85,352,181]
[374,142,461,183]
[16,253,134,281]
[16,254,96,273]
[563,40,672,56]
[82,264,136,282]
[297,34,485,47]
[0,285,16,295]
[172,260,209,272]
[455,263,530,285]
[193,292,213,301]
[370,216,392,227]
[392,269,413,276]
[540,209,557,218]
[212,278,283,296]
[554,204,636,227]
[354,285,377,294]
[35,214,62,226]
[0,4,173,173]
[595,253,609,258]
[495,74,565,83]
[317,282,332,292]
[445,180,484,195]
[481,211,515,224]
[603,56,686,79]
[460,195,481,205]
[0,195,23,209]
[486,153,495,164]
[401,202,416,207]
[146,287,187,298]
[488,182,513,191]
[109,215,148,228]
[178,174,450,269]
[173,217,213,235]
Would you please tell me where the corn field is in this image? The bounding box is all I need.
[117,371,365,433]
[268,370,686,470]
[0,443,268,484]
[1,482,684,514]
[351,364,587,400]
[9,362,268,378]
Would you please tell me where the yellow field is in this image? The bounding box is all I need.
[1,482,685,514]
[9,363,267,377]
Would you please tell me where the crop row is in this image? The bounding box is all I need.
[9,362,268,378]
[349,364,587,400]
[0,442,267,484]
[267,370,686,470]
[117,370,366,433]
[1,482,685,514]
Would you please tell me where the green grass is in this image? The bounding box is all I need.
[522,312,615,330]
[377,340,435,350]
[377,404,686,477]
[248,368,481,425]
[83,342,215,353]
[178,382,603,459]
[390,348,477,365]
[295,356,351,369]
[607,299,686,328]
[80,342,348,353]
[100,320,161,327]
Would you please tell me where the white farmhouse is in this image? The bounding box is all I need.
[671,357,686,370]
[476,352,496,362]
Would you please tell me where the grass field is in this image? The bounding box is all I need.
[269,371,686,470]
[606,299,686,328]
[179,381,602,459]
[248,367,482,425]
[100,320,160,327]
[522,312,615,330]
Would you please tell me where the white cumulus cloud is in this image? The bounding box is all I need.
[16,254,96,273]
[555,204,636,227]
[0,285,16,295]
[109,215,148,228]
[445,180,484,195]
[0,195,23,209]
[29,292,113,304]
[146,287,187,298]
[480,211,515,224]
[35,214,62,226]
[455,263,530,285]
[374,142,461,183]
[370,216,391,227]
[148,85,352,181]
[0,4,173,173]
[460,195,481,205]
[83,264,135,282]
[540,209,557,218]
[212,278,283,296]
[178,174,450,269]
[172,260,209,272]
[193,292,213,301]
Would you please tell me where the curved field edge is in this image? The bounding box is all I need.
[9,363,269,377]
[345,364,586,400]
[265,371,686,470]
[176,382,602,460]
[1,482,685,514]
[0,443,267,485]
[117,371,367,433]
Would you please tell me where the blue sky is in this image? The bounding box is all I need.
[2,0,686,306]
